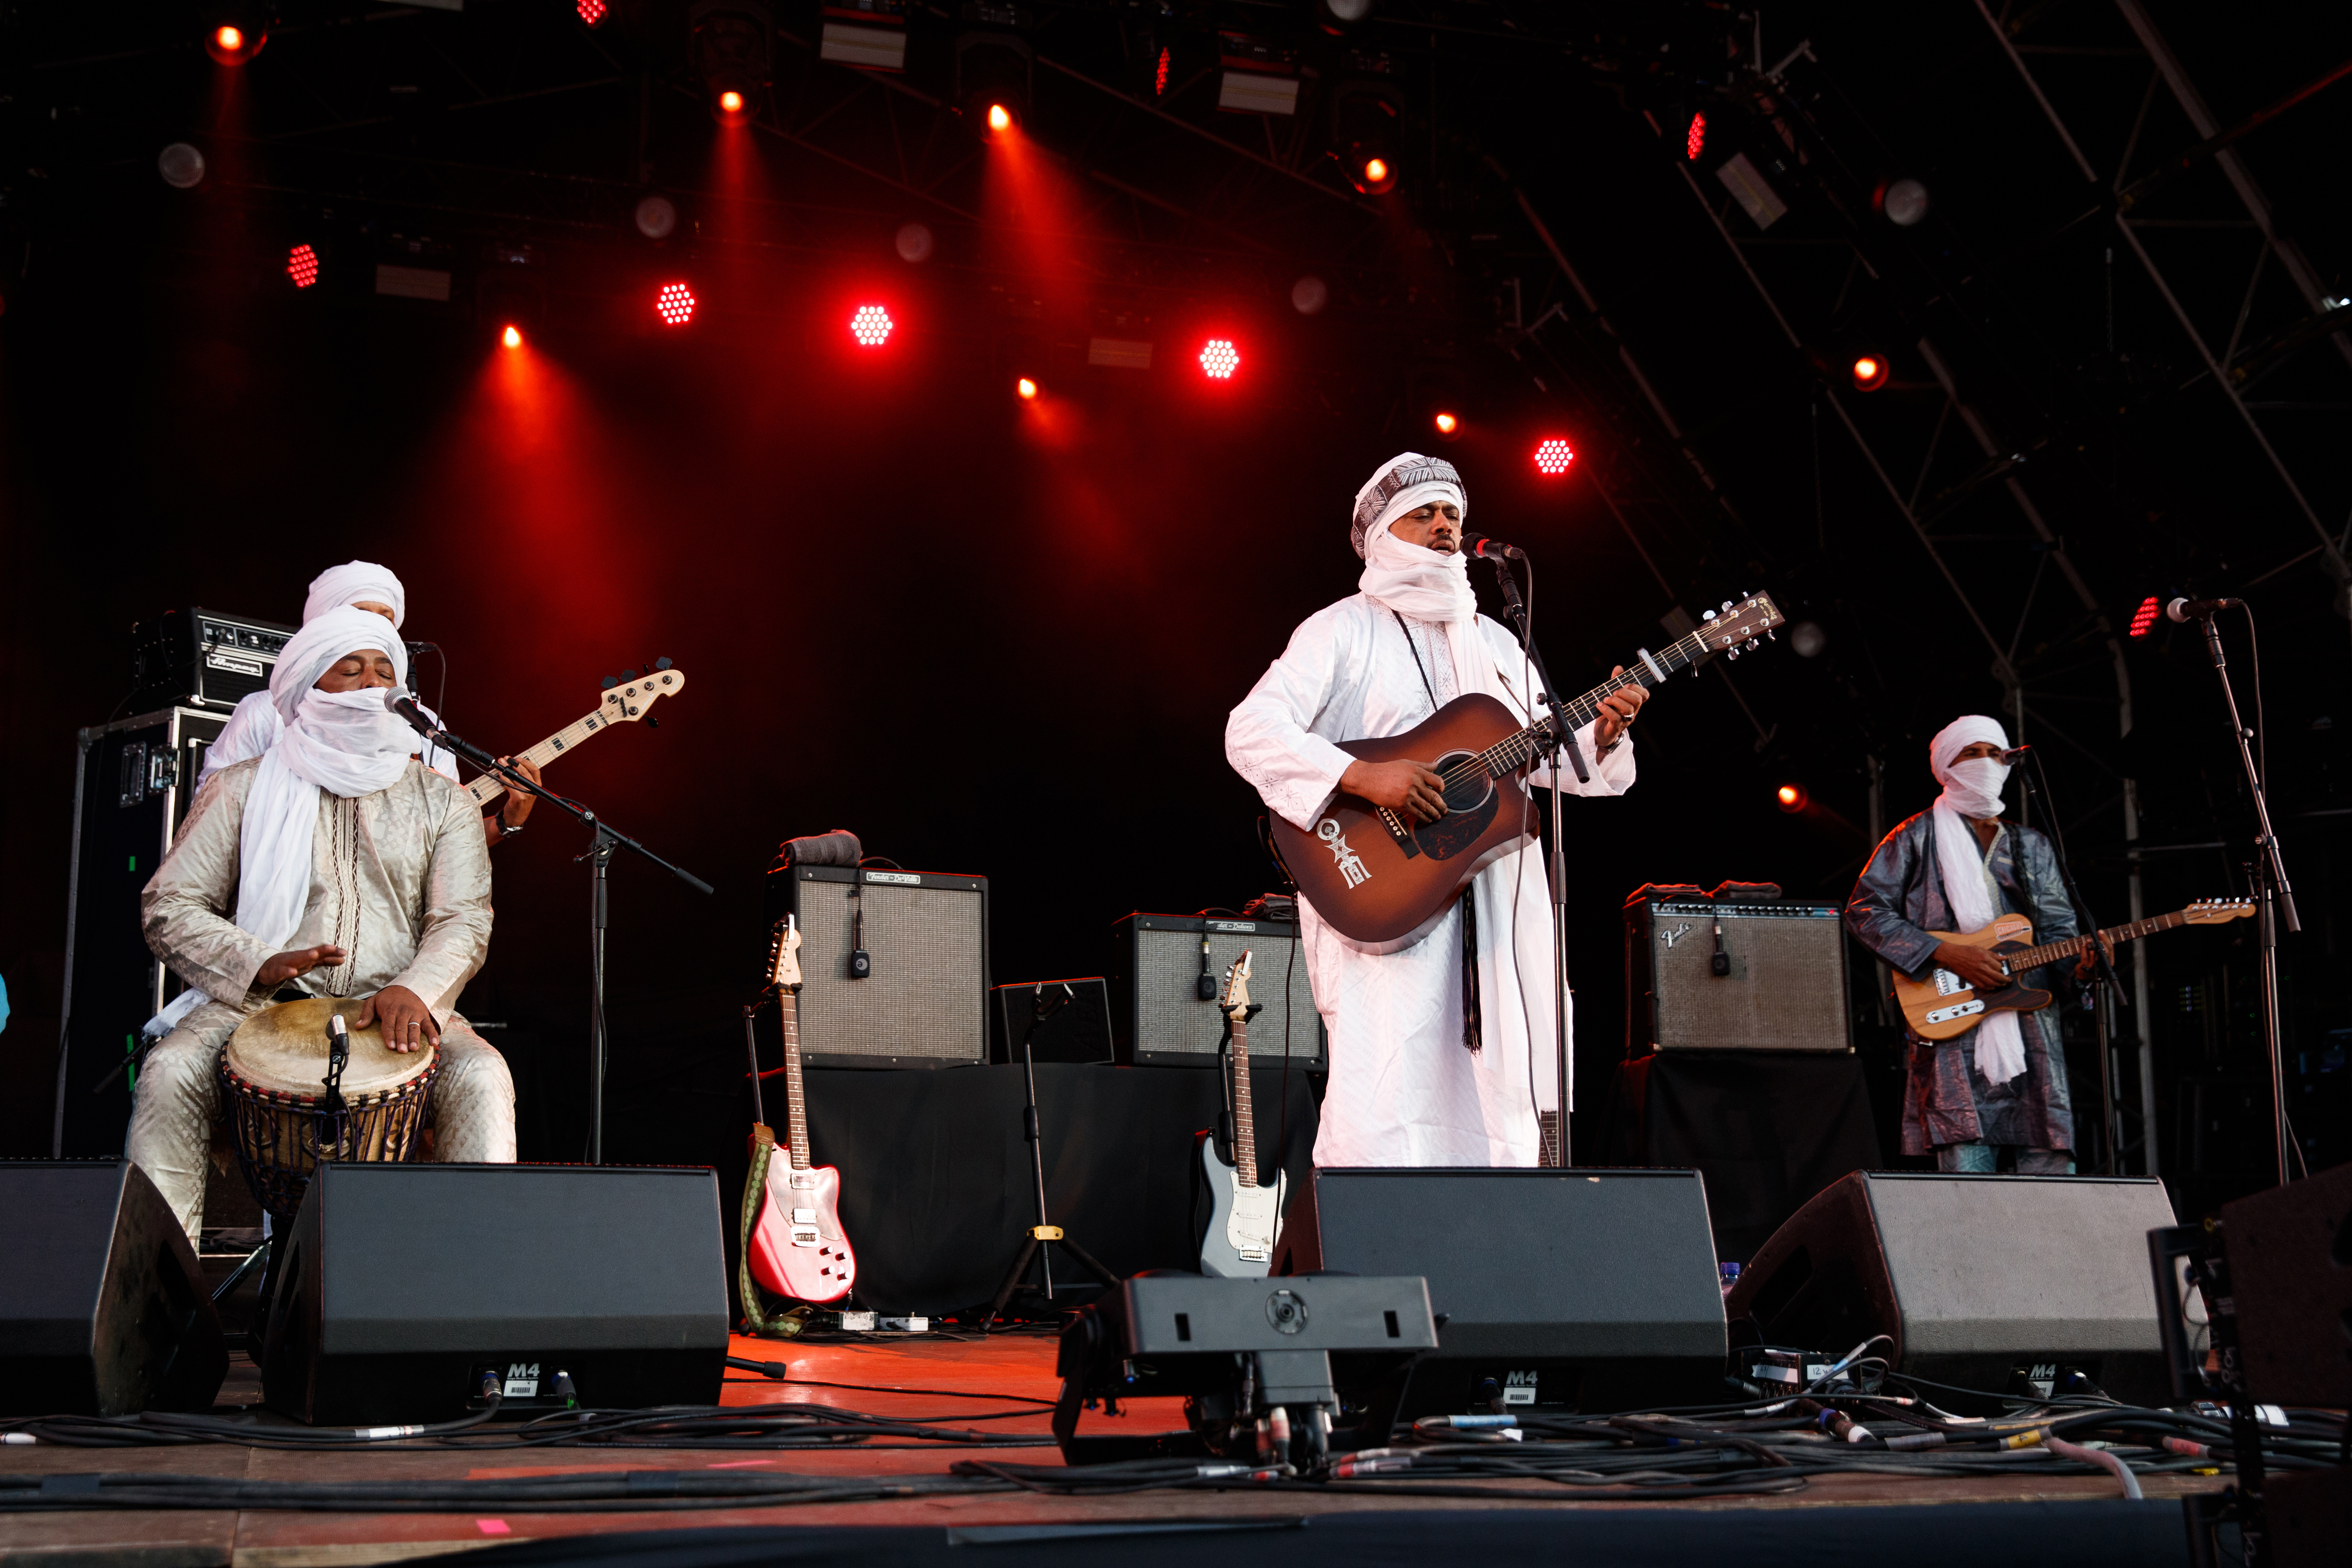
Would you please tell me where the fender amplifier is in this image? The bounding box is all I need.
[1625,888,1850,1053]
[1109,913,1325,1070]
[765,865,988,1068]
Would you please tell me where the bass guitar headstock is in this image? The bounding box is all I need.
[1220,949,1253,1021]
[766,914,803,992]
[600,660,686,725]
[2182,898,2255,925]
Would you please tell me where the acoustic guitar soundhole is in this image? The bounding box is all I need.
[1415,751,1500,860]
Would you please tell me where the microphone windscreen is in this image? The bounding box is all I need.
[383,685,410,711]
[779,829,863,868]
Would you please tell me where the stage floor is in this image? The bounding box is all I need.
[0,1330,2227,1567]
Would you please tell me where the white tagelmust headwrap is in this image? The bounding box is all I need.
[1351,452,1516,713]
[144,609,417,1038]
[302,560,407,629]
[1926,714,2027,1087]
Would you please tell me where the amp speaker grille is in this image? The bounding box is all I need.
[1116,916,1325,1068]
[790,873,986,1067]
[1633,902,1849,1053]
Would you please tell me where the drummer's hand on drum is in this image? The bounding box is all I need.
[254,944,349,989]
[353,984,440,1053]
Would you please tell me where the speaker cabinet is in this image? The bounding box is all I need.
[1272,1167,1726,1415]
[1727,1171,2177,1406]
[1625,891,1850,1053]
[1110,913,1326,1070]
[765,865,988,1068]
[0,1161,229,1416]
[260,1163,729,1426]
[2219,1158,2352,1407]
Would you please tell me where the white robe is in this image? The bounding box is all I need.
[1226,594,1636,1167]
[199,689,460,791]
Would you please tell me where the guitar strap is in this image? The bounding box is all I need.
[1391,610,1483,1055]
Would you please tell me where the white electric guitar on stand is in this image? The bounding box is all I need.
[1197,950,1285,1278]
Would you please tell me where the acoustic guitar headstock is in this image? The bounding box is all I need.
[1699,592,1784,660]
[1220,949,1253,1021]
[766,914,803,991]
[2182,898,2255,925]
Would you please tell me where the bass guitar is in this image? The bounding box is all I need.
[1894,898,2252,1040]
[1270,593,1784,951]
[746,915,858,1304]
[1197,950,1285,1277]
[462,663,687,812]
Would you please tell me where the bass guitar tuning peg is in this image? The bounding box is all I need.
[601,676,620,690]
[655,656,674,670]
[622,669,640,681]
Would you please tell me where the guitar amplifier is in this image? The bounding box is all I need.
[1625,888,1850,1054]
[1110,913,1325,1070]
[765,865,988,1068]
[127,607,298,713]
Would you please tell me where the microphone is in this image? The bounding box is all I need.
[383,685,498,770]
[2000,745,2033,764]
[1461,532,1525,561]
[2166,595,2242,623]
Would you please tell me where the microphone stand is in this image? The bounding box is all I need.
[1478,547,1588,1169]
[2012,754,2130,1174]
[402,709,714,1166]
[2189,609,2298,1187]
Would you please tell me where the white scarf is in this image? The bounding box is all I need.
[1359,521,1507,707]
[144,612,413,1037]
[1927,715,2026,1086]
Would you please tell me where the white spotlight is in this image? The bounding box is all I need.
[895,222,935,264]
[635,194,679,240]
[1291,274,1329,316]
[157,142,207,189]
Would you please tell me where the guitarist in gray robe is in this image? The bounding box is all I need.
[1225,454,1646,1168]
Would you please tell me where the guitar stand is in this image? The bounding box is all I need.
[980,984,1121,1333]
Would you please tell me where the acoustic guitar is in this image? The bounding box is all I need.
[1893,898,2252,1040]
[746,915,858,1303]
[461,663,687,811]
[1270,593,1784,951]
[1197,950,1285,1277]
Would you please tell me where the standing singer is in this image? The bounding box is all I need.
[1224,454,1646,1167]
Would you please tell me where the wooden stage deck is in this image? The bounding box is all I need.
[0,1330,2225,1568]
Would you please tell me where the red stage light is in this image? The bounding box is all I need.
[718,89,745,115]
[1532,436,1575,476]
[1016,376,1039,400]
[1199,338,1240,380]
[1155,47,1170,97]
[1777,783,1806,812]
[1686,112,1706,161]
[205,20,263,64]
[216,24,242,50]
[501,325,523,349]
[2128,595,2162,638]
[286,244,319,289]
[1851,354,1889,391]
[1364,157,1388,184]
[848,304,893,347]
[655,282,696,326]
[1432,411,1459,438]
[988,103,1013,134]
[575,0,607,24]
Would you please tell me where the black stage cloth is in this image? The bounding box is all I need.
[803,1063,1321,1315]
[1595,1051,1882,1265]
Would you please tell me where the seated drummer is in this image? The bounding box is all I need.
[128,606,515,1246]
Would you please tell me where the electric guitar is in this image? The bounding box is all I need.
[1893,898,2253,1040]
[746,916,858,1304]
[1197,950,1286,1278]
[461,663,687,811]
[1270,594,1784,952]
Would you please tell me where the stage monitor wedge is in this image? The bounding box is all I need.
[0,1161,229,1417]
[1273,1167,1726,1416]
[261,1163,730,1426]
[1727,1171,2177,1406]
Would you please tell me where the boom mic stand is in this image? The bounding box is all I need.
[2011,753,2131,1174]
[980,983,1120,1332]
[2186,604,2299,1187]
[401,712,713,1166]
[1476,545,1588,1168]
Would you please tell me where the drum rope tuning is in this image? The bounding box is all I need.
[221,996,439,1222]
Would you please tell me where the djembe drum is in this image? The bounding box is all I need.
[220,996,439,1222]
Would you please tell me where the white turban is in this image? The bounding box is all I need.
[1351,452,1466,560]
[303,560,406,629]
[1925,712,2027,1086]
[269,606,410,725]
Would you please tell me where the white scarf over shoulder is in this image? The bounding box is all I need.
[1928,715,2027,1086]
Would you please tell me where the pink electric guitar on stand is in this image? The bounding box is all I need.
[746,916,857,1304]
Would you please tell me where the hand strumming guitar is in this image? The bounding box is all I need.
[1343,758,1448,823]
[1932,940,2012,994]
